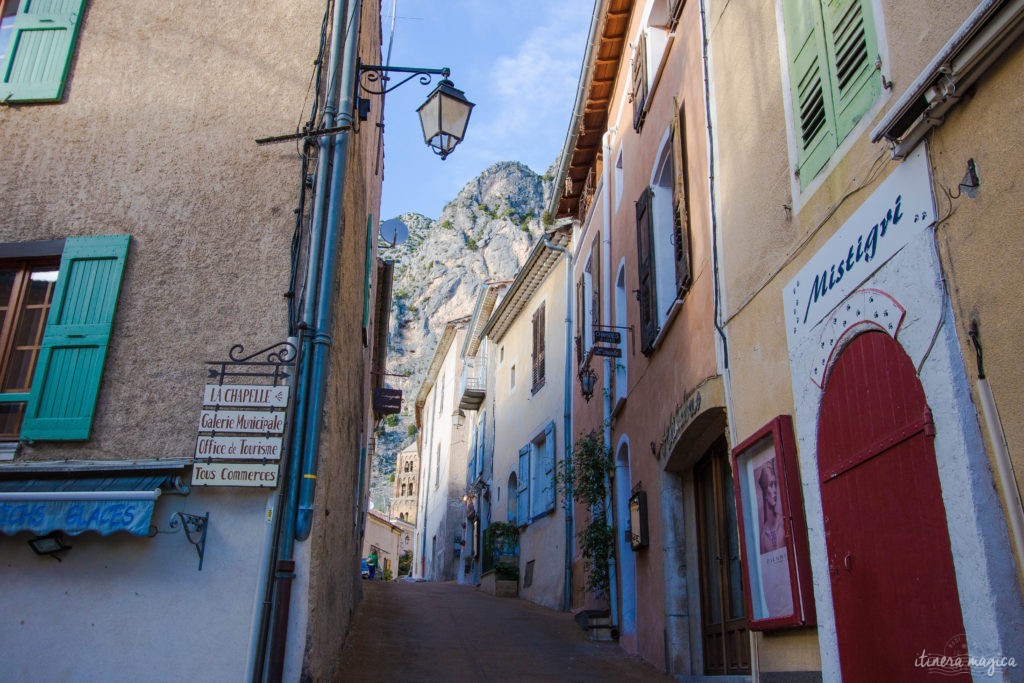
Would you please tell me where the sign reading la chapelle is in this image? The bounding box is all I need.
[192,342,295,488]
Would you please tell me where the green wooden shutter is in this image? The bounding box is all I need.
[0,0,85,103]
[21,235,130,441]
[783,0,835,186]
[631,31,648,131]
[517,444,530,525]
[635,187,658,354]
[542,421,556,513]
[822,0,879,142]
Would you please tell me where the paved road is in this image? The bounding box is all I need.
[335,580,673,682]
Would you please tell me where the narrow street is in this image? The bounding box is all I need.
[335,581,673,682]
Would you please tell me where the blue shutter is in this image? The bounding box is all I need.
[21,235,130,441]
[517,444,530,526]
[542,421,556,513]
[0,0,85,103]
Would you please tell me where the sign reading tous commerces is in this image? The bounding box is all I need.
[192,342,295,488]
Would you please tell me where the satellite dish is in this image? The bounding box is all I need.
[379,218,409,248]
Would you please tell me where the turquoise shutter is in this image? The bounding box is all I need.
[517,444,530,524]
[783,0,835,186]
[822,0,880,142]
[542,421,556,513]
[0,0,85,103]
[21,235,130,441]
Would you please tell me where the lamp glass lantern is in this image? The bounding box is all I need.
[452,409,466,429]
[417,80,475,160]
[579,365,598,402]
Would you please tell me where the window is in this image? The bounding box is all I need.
[530,303,545,393]
[783,0,880,187]
[510,364,516,391]
[0,0,85,103]
[0,236,129,441]
[614,148,624,209]
[516,421,557,524]
[636,106,692,354]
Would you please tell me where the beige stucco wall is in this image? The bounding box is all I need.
[708,0,1024,673]
[0,1,383,680]
[489,256,568,610]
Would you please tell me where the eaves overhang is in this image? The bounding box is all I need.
[548,0,634,220]
[482,229,571,343]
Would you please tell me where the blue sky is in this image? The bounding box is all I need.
[377,0,593,221]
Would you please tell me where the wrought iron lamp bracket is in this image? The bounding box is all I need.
[356,59,451,96]
[170,511,210,571]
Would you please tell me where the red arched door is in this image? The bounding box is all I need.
[818,331,967,681]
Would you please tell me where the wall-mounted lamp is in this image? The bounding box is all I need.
[578,363,598,402]
[28,531,71,561]
[452,409,466,429]
[356,60,475,160]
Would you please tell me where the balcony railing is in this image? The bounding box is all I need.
[458,353,486,410]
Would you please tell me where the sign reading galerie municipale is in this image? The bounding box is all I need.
[784,146,935,339]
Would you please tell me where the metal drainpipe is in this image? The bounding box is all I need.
[296,0,362,542]
[543,234,574,612]
[265,1,352,679]
[599,130,618,634]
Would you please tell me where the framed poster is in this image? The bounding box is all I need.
[732,415,815,630]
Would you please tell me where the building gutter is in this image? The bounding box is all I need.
[296,0,362,542]
[870,0,1024,157]
[599,130,619,632]
[265,0,360,680]
[542,232,575,613]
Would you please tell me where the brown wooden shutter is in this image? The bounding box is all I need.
[591,235,601,331]
[636,187,658,354]
[631,32,649,131]
[532,303,546,391]
[671,102,693,298]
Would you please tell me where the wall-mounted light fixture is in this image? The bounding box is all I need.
[356,60,475,160]
[28,531,71,561]
[452,409,466,429]
[578,363,598,402]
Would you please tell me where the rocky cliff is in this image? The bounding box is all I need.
[370,161,554,511]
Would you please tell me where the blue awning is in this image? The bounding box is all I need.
[0,477,171,536]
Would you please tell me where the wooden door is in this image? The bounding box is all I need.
[695,438,750,675]
[818,331,966,681]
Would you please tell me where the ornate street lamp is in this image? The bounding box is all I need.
[578,363,598,402]
[416,79,474,159]
[357,61,474,160]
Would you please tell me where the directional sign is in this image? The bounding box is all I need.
[593,329,621,344]
[203,384,289,408]
[192,462,280,487]
[195,435,283,460]
[592,345,622,358]
[199,409,285,434]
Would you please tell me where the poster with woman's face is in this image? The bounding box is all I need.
[745,439,794,620]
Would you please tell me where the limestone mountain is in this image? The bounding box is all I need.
[370,161,554,512]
